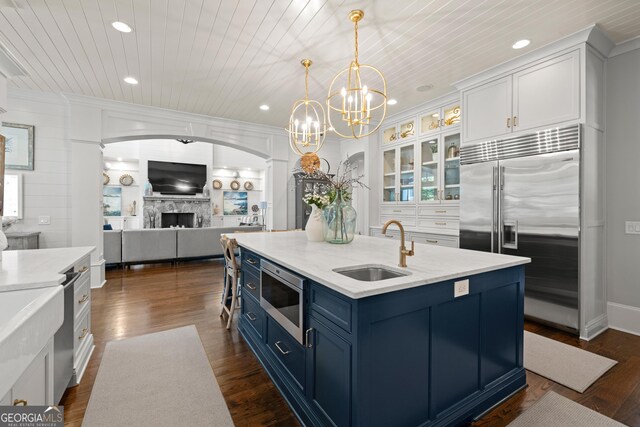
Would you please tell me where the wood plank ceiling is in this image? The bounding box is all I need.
[1,0,640,127]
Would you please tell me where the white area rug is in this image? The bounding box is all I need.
[524,331,617,393]
[507,391,625,426]
[82,325,234,427]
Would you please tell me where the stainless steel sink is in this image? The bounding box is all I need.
[333,265,410,282]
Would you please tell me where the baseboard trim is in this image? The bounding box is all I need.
[607,302,640,336]
[580,313,608,341]
[93,279,107,289]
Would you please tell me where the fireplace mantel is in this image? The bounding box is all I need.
[143,196,211,203]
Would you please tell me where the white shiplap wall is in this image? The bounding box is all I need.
[3,93,70,248]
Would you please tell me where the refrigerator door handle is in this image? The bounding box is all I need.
[497,166,505,253]
[491,167,497,253]
[502,220,519,250]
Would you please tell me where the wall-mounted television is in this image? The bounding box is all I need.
[147,160,207,195]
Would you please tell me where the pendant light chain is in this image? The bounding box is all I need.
[354,19,359,65]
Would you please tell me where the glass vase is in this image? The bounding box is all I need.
[323,190,357,244]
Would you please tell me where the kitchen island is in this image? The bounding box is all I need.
[231,231,530,427]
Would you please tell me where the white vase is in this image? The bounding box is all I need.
[305,205,325,242]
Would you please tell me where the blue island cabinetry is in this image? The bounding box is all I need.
[238,248,526,427]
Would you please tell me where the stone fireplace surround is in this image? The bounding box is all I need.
[143,196,211,228]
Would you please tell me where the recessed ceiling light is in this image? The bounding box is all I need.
[112,21,132,33]
[259,104,270,111]
[432,113,439,118]
[124,76,138,85]
[117,157,123,161]
[416,84,434,92]
[512,39,530,49]
[387,99,398,106]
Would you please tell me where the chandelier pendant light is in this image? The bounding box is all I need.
[288,59,327,158]
[327,10,387,139]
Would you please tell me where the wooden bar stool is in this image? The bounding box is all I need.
[220,236,240,329]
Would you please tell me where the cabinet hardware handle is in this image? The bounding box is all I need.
[305,328,314,348]
[385,234,395,238]
[274,341,290,355]
[246,312,257,321]
[79,266,88,273]
[426,239,439,244]
[513,116,518,127]
[435,222,447,226]
[78,328,88,340]
[246,282,257,291]
[78,294,89,304]
[13,399,28,406]
[246,259,257,265]
[506,117,511,128]
[435,210,447,213]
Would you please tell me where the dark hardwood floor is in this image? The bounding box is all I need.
[60,260,640,426]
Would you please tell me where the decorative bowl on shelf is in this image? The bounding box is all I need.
[103,172,110,185]
[212,179,222,190]
[230,180,240,190]
[244,181,254,191]
[119,174,134,186]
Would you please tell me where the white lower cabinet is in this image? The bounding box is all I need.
[410,232,459,248]
[3,338,54,407]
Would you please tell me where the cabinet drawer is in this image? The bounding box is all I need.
[310,284,352,334]
[381,206,416,217]
[418,205,460,218]
[410,233,459,248]
[381,215,417,227]
[241,267,260,301]
[241,293,264,340]
[74,311,91,357]
[74,255,91,275]
[266,317,305,391]
[74,275,91,320]
[242,250,261,270]
[11,347,48,407]
[417,218,459,230]
[374,230,400,240]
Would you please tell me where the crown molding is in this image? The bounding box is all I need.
[609,35,640,58]
[0,40,28,78]
[453,25,613,90]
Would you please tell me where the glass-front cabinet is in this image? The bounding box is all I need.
[382,148,397,202]
[399,145,415,202]
[382,142,415,203]
[418,131,461,203]
[419,101,461,136]
[382,118,416,145]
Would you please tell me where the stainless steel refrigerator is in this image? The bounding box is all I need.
[460,125,580,333]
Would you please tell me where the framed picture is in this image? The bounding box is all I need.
[1,122,34,170]
[103,187,122,216]
[223,191,248,215]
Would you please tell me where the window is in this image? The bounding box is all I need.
[3,174,23,219]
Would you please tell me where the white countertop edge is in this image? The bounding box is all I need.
[0,246,95,292]
[232,234,529,299]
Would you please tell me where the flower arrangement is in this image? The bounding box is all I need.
[302,192,330,209]
[294,156,368,244]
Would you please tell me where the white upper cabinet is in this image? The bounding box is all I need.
[513,50,579,131]
[463,76,512,142]
[462,50,580,143]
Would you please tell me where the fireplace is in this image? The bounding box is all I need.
[162,212,194,228]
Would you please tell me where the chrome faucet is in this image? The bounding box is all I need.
[381,219,415,268]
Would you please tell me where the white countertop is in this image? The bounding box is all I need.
[230,231,530,299]
[0,246,94,292]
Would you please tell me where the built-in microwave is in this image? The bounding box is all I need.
[260,260,305,344]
